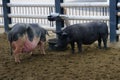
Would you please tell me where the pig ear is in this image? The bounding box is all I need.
[26,26,34,41]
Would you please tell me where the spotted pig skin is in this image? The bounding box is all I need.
[8,23,48,63]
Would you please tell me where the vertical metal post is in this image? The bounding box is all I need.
[2,0,11,33]
[109,0,118,42]
[55,0,64,32]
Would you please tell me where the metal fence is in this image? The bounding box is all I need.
[61,2,109,25]
[0,3,3,27]
[0,1,56,28]
[8,3,55,25]
[0,1,109,29]
[2,0,120,42]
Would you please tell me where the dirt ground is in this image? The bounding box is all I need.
[0,33,120,80]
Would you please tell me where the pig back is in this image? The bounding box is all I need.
[28,23,47,42]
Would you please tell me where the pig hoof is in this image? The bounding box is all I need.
[103,47,108,50]
[15,60,21,63]
[98,46,102,49]
[30,52,34,56]
[15,61,21,64]
[41,52,46,55]
[78,51,81,54]
[41,53,45,55]
[30,52,33,56]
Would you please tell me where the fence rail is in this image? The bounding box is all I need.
[61,2,109,7]
[0,3,3,27]
[8,14,48,19]
[1,2,110,27]
[7,3,55,7]
[5,2,55,29]
[0,2,111,31]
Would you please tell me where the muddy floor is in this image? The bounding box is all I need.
[0,33,120,80]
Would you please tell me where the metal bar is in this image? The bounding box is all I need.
[8,14,47,19]
[0,14,3,17]
[117,2,120,7]
[117,12,120,16]
[55,0,64,32]
[109,0,118,42]
[60,15,109,20]
[0,4,2,7]
[61,2,109,7]
[7,3,54,7]
[2,0,11,32]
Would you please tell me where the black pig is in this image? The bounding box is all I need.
[55,22,108,53]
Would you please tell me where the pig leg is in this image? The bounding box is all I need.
[30,52,33,55]
[70,42,75,54]
[13,47,22,63]
[77,41,82,53]
[98,36,102,49]
[12,41,23,63]
[102,35,107,49]
[39,41,46,54]
[14,53,20,63]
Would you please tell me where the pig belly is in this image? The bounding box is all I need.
[22,38,39,52]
